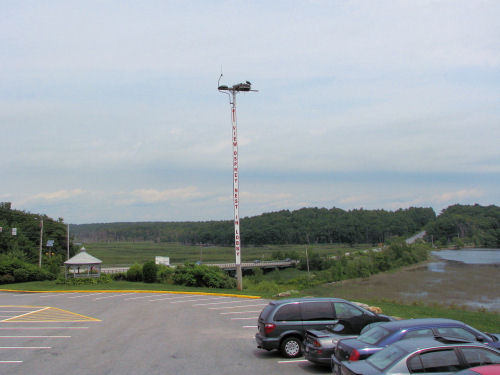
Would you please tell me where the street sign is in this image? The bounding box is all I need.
[12,228,16,236]
[47,240,54,247]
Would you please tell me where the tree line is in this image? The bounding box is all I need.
[0,202,78,261]
[426,204,500,248]
[71,206,437,246]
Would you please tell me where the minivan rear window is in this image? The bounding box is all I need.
[259,303,276,321]
[275,303,301,321]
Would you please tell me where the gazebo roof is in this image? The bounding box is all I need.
[64,247,102,265]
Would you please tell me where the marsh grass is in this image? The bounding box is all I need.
[83,241,366,265]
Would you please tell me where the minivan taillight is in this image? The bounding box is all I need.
[264,323,276,335]
[349,349,360,361]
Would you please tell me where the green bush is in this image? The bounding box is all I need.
[13,268,29,282]
[157,264,173,283]
[172,263,236,289]
[56,274,112,285]
[111,272,127,281]
[0,255,55,283]
[142,261,158,283]
[126,263,143,282]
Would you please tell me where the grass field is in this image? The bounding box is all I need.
[84,241,368,265]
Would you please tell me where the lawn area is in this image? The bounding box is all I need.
[83,241,367,266]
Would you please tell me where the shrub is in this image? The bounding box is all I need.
[0,274,15,284]
[126,263,143,282]
[13,268,29,282]
[142,261,158,283]
[157,265,173,283]
[56,274,112,285]
[172,263,236,289]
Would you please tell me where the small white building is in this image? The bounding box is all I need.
[64,247,102,279]
[155,256,170,266]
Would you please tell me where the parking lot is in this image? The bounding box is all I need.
[0,291,329,375]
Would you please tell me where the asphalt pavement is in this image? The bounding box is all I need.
[0,291,329,375]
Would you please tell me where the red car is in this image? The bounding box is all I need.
[454,364,500,375]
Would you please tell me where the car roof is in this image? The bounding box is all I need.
[375,318,467,331]
[270,297,348,305]
[392,337,491,353]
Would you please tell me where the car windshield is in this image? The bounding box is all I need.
[358,325,391,345]
[366,344,405,370]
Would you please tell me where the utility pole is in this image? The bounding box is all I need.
[218,77,257,291]
[38,219,43,268]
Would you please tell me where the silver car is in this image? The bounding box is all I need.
[338,337,500,375]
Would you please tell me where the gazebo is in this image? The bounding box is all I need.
[64,247,102,279]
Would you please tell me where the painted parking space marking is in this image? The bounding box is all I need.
[0,306,100,323]
[209,303,267,310]
[39,293,78,298]
[124,294,158,300]
[148,294,207,302]
[242,325,257,328]
[68,293,105,299]
[0,346,51,349]
[0,336,71,339]
[220,310,262,315]
[278,359,308,364]
[95,293,130,300]
[193,300,246,306]
[0,327,88,330]
[0,360,23,363]
[172,297,227,304]
[230,317,258,320]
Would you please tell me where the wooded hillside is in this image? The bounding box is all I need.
[71,206,436,246]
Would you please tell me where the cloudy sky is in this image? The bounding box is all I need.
[1,0,499,224]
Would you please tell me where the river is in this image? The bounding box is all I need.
[323,248,500,313]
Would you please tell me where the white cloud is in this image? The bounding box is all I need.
[19,189,87,204]
[123,187,203,204]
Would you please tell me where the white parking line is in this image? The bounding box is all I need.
[192,300,243,306]
[0,346,51,349]
[68,293,104,299]
[148,295,200,302]
[0,360,23,363]
[230,317,258,320]
[124,294,158,301]
[171,297,227,304]
[0,327,88,330]
[209,303,267,310]
[242,325,257,328]
[220,310,262,315]
[278,359,309,364]
[39,293,77,298]
[0,336,71,339]
[95,293,130,300]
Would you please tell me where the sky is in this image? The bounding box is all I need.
[1,0,499,224]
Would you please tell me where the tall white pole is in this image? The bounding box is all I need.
[67,223,70,260]
[231,92,243,290]
[38,219,43,268]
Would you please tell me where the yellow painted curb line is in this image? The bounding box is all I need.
[0,289,261,299]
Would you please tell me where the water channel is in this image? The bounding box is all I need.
[328,248,500,313]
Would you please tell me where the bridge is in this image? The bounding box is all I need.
[203,260,299,272]
[101,260,298,274]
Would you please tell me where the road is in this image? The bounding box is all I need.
[0,291,329,375]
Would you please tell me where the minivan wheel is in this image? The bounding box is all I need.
[280,336,302,358]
